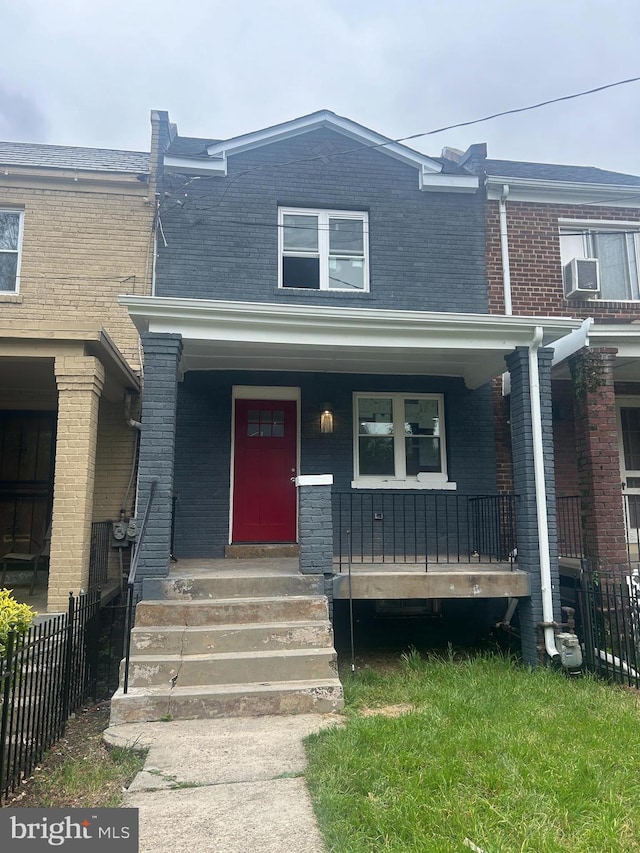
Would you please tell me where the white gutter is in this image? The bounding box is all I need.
[499,184,512,316]
[529,325,559,660]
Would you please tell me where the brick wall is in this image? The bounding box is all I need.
[156,128,488,314]
[0,174,153,370]
[486,200,640,320]
[173,370,498,558]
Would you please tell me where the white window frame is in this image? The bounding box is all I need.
[559,218,640,302]
[278,207,370,293]
[0,209,24,294]
[351,392,456,490]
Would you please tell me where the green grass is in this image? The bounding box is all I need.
[305,652,640,852]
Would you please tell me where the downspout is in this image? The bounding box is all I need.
[499,184,512,316]
[528,326,559,660]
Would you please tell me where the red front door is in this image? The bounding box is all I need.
[232,399,297,543]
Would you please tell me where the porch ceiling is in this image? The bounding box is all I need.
[121,296,582,389]
[552,324,640,382]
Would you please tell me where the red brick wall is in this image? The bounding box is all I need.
[486,200,640,320]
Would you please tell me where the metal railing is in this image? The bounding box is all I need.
[123,479,157,694]
[577,568,640,689]
[88,520,112,590]
[332,492,517,571]
[624,494,640,567]
[557,496,583,559]
[0,589,102,801]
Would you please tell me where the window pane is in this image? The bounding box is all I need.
[559,233,586,265]
[329,218,363,254]
[405,437,441,474]
[404,399,440,436]
[359,437,395,475]
[0,213,19,251]
[622,408,640,471]
[248,410,259,421]
[328,257,364,290]
[0,254,18,292]
[594,233,631,300]
[283,214,318,251]
[358,399,393,435]
[282,256,320,289]
[272,423,284,437]
[273,411,284,423]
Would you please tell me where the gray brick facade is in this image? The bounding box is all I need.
[136,332,183,588]
[506,346,560,665]
[155,128,487,314]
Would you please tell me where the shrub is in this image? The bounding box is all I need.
[0,588,36,656]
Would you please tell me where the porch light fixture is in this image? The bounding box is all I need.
[320,403,334,434]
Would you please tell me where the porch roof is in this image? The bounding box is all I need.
[588,325,640,382]
[121,295,581,388]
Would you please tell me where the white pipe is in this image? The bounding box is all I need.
[499,184,512,316]
[529,326,559,660]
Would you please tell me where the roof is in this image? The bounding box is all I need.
[167,136,220,158]
[0,141,149,174]
[485,158,640,187]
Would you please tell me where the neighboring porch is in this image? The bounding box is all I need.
[0,323,140,611]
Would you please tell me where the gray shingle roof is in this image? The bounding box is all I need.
[0,141,149,174]
[485,158,640,186]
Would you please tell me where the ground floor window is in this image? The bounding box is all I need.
[352,392,453,489]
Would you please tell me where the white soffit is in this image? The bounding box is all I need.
[120,295,581,389]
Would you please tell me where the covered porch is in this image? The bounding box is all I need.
[122,295,581,663]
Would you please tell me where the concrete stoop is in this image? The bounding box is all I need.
[110,571,344,724]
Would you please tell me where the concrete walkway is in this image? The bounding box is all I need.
[104,715,339,853]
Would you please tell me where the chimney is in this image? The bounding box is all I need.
[441,146,464,163]
[458,143,487,176]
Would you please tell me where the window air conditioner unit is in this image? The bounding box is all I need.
[563,257,600,298]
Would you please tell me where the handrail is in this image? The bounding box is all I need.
[123,478,158,694]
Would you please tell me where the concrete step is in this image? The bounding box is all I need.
[110,679,344,724]
[125,648,338,688]
[135,595,328,627]
[144,573,324,600]
[130,620,334,655]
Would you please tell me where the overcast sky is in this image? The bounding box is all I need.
[1,0,639,175]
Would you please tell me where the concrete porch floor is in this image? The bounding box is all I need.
[169,558,530,600]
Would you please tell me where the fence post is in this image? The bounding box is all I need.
[61,593,75,725]
[0,627,16,798]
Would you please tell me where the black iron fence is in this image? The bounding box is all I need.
[575,568,640,689]
[89,521,112,591]
[0,590,125,801]
[557,496,583,559]
[332,492,517,570]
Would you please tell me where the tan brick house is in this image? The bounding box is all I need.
[0,138,155,611]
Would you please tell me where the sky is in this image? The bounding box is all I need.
[1,0,639,175]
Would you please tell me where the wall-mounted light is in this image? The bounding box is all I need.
[320,402,334,434]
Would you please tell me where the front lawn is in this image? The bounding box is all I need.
[305,653,640,852]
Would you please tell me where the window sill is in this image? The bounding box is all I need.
[0,294,22,303]
[351,477,457,491]
[276,287,370,295]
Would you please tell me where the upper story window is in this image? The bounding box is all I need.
[560,220,640,301]
[278,207,369,292]
[352,392,455,489]
[0,210,24,293]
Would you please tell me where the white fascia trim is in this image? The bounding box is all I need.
[486,176,640,208]
[420,172,479,193]
[120,295,581,347]
[205,111,443,175]
[588,325,640,359]
[163,154,227,176]
[558,217,640,229]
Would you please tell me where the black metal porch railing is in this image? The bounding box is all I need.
[88,520,112,591]
[123,479,157,694]
[0,589,102,801]
[576,569,640,689]
[332,492,517,571]
[624,494,640,568]
[557,496,583,560]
